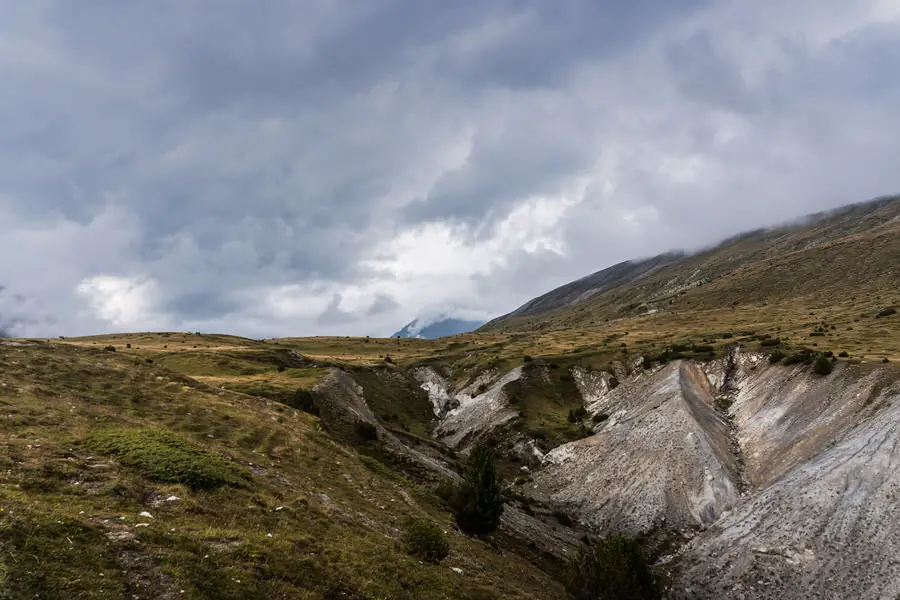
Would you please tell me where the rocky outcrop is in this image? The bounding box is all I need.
[313,369,457,481]
[411,366,456,418]
[435,367,523,449]
[674,363,900,599]
[530,362,741,534]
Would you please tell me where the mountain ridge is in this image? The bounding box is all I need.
[393,315,484,339]
[482,194,900,333]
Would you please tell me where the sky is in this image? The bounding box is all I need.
[1,0,900,338]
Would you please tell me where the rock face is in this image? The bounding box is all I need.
[313,369,457,481]
[507,351,900,599]
[675,361,900,600]
[532,362,742,534]
[411,366,456,418]
[435,367,523,449]
[322,352,900,598]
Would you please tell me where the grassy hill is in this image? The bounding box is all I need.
[4,197,900,599]
[0,339,565,599]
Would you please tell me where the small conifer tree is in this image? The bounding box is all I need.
[451,442,505,535]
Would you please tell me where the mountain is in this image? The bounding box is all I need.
[6,195,900,600]
[483,194,900,333]
[393,315,484,339]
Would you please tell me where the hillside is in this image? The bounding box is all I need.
[0,335,569,599]
[484,195,900,347]
[3,197,900,599]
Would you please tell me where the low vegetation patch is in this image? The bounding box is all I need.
[85,428,249,489]
[565,534,660,600]
[450,442,505,536]
[813,354,834,376]
[403,517,450,564]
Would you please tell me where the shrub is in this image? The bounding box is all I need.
[813,355,833,375]
[608,376,619,390]
[593,413,610,423]
[565,534,660,600]
[86,428,248,489]
[760,338,782,347]
[568,406,588,423]
[884,358,891,364]
[721,332,733,339]
[383,355,394,364]
[355,421,379,441]
[450,442,505,535]
[103,345,116,352]
[289,389,319,415]
[839,351,849,358]
[277,364,286,372]
[768,349,786,363]
[876,307,897,318]
[523,355,533,363]
[403,518,450,564]
[823,351,834,358]
[783,350,812,366]
[691,344,714,353]
[126,343,132,349]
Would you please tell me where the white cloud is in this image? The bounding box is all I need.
[75,276,169,330]
[0,1,899,338]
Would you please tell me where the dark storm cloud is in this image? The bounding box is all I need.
[0,0,899,338]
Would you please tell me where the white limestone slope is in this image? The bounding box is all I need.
[675,362,900,599]
[434,367,523,449]
[531,362,742,534]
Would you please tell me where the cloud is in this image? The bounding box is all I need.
[75,276,169,330]
[0,0,898,337]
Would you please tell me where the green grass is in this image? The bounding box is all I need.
[86,428,250,490]
[0,340,566,600]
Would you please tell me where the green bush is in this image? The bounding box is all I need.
[86,428,248,489]
[451,442,505,535]
[288,389,319,415]
[103,345,116,352]
[884,358,891,363]
[839,351,850,358]
[523,355,533,363]
[783,350,812,366]
[565,534,660,600]
[876,307,897,318]
[403,518,450,564]
[760,338,782,347]
[568,406,588,423]
[813,355,833,375]
[768,349,786,363]
[354,421,379,441]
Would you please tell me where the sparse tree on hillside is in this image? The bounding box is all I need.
[814,354,833,375]
[451,442,505,535]
[566,534,660,600]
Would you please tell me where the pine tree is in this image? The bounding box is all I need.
[566,534,660,600]
[451,441,505,535]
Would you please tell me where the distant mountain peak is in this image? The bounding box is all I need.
[392,314,483,339]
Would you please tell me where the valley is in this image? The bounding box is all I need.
[2,196,900,599]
